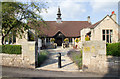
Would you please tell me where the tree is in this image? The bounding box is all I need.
[2,2,47,45]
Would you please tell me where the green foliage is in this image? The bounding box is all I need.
[72,53,82,68]
[50,38,55,42]
[28,31,35,41]
[85,36,90,41]
[75,38,80,43]
[64,38,69,42]
[80,50,82,55]
[0,45,22,54]
[67,51,82,69]
[38,50,49,66]
[106,42,120,56]
[2,2,47,45]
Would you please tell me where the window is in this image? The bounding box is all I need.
[102,29,113,43]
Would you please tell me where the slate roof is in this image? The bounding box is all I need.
[28,21,91,37]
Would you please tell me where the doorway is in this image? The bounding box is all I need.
[55,38,62,46]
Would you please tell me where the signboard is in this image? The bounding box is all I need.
[38,38,42,47]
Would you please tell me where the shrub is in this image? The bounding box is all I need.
[85,35,90,41]
[38,50,49,66]
[106,42,120,56]
[67,50,82,69]
[50,38,55,42]
[0,45,22,54]
[72,53,82,69]
[64,38,69,42]
[75,38,80,43]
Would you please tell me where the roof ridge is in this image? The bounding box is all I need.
[89,15,109,28]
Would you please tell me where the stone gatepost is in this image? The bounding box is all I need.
[16,30,38,68]
[21,41,38,68]
[82,41,108,73]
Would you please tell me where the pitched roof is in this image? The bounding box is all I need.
[89,20,102,29]
[29,21,91,37]
[90,15,118,29]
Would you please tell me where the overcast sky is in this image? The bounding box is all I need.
[39,0,119,24]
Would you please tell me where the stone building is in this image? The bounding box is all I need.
[28,8,119,47]
[0,7,120,47]
[81,12,119,43]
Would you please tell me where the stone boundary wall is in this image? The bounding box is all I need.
[82,41,120,74]
[82,41,107,73]
[106,56,120,73]
[0,41,37,68]
[0,53,32,68]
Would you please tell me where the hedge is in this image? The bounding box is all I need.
[106,42,120,56]
[0,45,22,54]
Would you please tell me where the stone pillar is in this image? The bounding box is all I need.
[72,38,74,45]
[21,41,37,68]
[81,29,85,42]
[82,41,107,73]
[45,38,46,45]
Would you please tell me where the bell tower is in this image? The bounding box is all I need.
[56,6,62,23]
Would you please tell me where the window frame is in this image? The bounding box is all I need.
[102,29,113,43]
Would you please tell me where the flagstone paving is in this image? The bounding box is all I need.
[37,47,80,72]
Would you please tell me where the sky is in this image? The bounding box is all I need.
[3,0,119,24]
[39,0,119,24]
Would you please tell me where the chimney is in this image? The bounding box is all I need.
[111,11,116,22]
[87,16,91,23]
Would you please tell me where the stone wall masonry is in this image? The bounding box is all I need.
[1,53,37,68]
[1,41,38,68]
[1,54,24,67]
[82,41,108,73]
[91,16,118,43]
[106,56,120,73]
[82,41,120,74]
[80,28,91,42]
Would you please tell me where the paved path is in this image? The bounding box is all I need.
[37,47,79,72]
